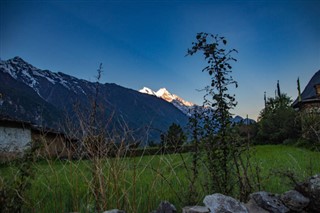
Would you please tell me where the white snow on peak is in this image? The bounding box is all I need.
[139,87,157,96]
[32,71,56,84]
[1,57,95,101]
[139,86,196,116]
[0,57,80,98]
[22,70,37,88]
[174,96,194,107]
[0,60,17,79]
[155,88,175,102]
[155,88,168,96]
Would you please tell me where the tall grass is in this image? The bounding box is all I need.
[251,145,320,193]
[1,145,319,212]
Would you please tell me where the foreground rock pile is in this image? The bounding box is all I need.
[102,174,320,213]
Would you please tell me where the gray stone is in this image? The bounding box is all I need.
[182,205,210,213]
[309,174,320,211]
[295,174,320,212]
[103,209,126,213]
[244,198,269,213]
[203,193,248,213]
[280,190,309,212]
[250,191,289,213]
[154,201,177,213]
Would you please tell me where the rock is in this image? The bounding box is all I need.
[244,198,269,213]
[309,174,320,211]
[250,191,289,213]
[102,209,126,213]
[182,205,210,213]
[203,193,248,213]
[295,174,320,212]
[280,190,309,212]
[154,201,177,213]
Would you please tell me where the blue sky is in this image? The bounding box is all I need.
[1,0,319,120]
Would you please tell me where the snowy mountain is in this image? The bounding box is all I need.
[139,87,256,124]
[0,57,188,142]
[0,57,90,100]
[139,87,195,115]
[139,87,157,96]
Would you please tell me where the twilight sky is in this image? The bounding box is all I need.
[1,0,319,120]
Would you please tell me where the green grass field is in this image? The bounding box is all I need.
[1,145,319,213]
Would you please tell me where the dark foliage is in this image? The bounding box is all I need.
[0,143,39,213]
[161,123,187,151]
[257,93,300,144]
[187,32,238,194]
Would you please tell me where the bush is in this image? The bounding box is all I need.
[256,94,301,144]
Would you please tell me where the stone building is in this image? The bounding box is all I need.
[292,70,320,142]
[0,119,31,160]
[0,118,77,161]
[292,70,320,112]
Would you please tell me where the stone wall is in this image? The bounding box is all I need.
[102,174,320,213]
[0,126,31,152]
[182,174,320,213]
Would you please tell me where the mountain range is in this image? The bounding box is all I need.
[0,57,188,143]
[0,57,254,144]
[139,87,255,124]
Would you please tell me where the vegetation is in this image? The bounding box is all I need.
[0,143,39,212]
[161,123,187,150]
[251,145,320,192]
[1,33,319,213]
[1,145,319,212]
[186,105,203,204]
[257,92,300,144]
[254,80,320,150]
[187,32,239,195]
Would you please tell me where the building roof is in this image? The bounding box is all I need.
[0,117,66,137]
[293,70,320,108]
[0,117,32,129]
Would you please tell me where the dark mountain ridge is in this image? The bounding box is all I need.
[0,57,188,143]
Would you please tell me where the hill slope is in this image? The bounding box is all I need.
[0,57,188,143]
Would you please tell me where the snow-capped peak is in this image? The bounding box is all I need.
[155,88,169,96]
[155,88,175,102]
[139,87,195,115]
[0,57,89,98]
[139,87,157,96]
